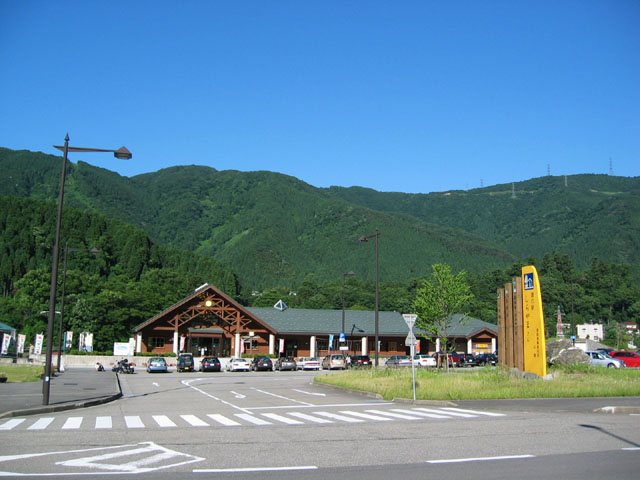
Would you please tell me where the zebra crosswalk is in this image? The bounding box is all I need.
[0,407,504,432]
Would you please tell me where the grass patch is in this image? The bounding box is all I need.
[314,366,640,400]
[0,365,44,383]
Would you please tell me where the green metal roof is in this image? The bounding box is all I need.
[0,321,15,333]
[247,308,497,338]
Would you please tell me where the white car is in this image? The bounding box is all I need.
[413,354,436,367]
[226,358,251,372]
[586,351,625,368]
[296,357,321,370]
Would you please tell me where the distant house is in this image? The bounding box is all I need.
[576,323,604,341]
[132,283,497,358]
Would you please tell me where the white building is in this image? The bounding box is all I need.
[576,323,604,341]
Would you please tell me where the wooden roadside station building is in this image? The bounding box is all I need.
[132,283,498,359]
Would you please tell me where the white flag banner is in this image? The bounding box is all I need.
[34,334,44,355]
[17,334,26,354]
[1,333,10,355]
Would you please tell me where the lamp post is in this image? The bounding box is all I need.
[58,242,99,372]
[43,134,131,405]
[341,271,355,342]
[359,229,379,366]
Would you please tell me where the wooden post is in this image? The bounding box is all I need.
[512,277,524,371]
[504,283,514,368]
[497,287,506,368]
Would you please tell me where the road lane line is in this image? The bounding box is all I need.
[292,389,326,397]
[181,379,251,414]
[427,454,535,464]
[207,414,241,426]
[399,409,452,419]
[441,407,506,417]
[312,412,364,423]
[27,417,55,430]
[0,418,25,430]
[180,414,209,427]
[287,412,334,424]
[62,417,83,429]
[339,410,393,421]
[125,416,145,428]
[365,409,422,420]
[250,387,315,406]
[95,416,112,429]
[414,407,475,418]
[194,466,318,473]
[235,413,273,425]
[262,413,304,425]
[153,415,176,427]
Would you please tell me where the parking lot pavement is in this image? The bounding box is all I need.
[0,367,121,418]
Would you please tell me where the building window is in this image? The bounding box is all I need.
[149,337,165,349]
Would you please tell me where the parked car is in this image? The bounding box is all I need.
[177,353,194,372]
[274,357,297,371]
[460,353,481,367]
[296,357,321,370]
[200,356,221,372]
[586,351,625,368]
[226,357,251,372]
[475,353,498,366]
[146,357,168,373]
[251,357,274,371]
[609,351,640,368]
[349,355,372,368]
[413,354,436,367]
[386,355,411,368]
[322,354,346,370]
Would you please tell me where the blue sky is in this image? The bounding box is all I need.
[1,0,638,194]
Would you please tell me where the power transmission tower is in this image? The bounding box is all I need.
[609,158,614,175]
[511,182,516,198]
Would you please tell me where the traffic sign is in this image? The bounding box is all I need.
[402,314,417,329]
[405,331,417,347]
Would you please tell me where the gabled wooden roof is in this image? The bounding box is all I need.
[132,283,276,334]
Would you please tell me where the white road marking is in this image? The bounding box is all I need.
[394,408,451,419]
[262,413,304,425]
[180,414,209,427]
[441,407,506,417]
[230,391,246,399]
[414,407,475,418]
[207,414,241,426]
[153,415,176,427]
[250,387,315,406]
[95,416,112,429]
[0,418,25,430]
[152,382,159,387]
[125,416,145,428]
[365,409,422,420]
[182,379,251,413]
[312,411,364,423]
[427,454,535,464]
[292,389,326,397]
[194,466,318,473]
[287,412,334,424]
[246,402,394,411]
[27,417,55,430]
[339,410,393,421]
[62,417,83,429]
[235,414,272,425]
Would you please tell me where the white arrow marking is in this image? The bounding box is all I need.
[230,391,246,398]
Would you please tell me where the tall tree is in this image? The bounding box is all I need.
[412,264,473,368]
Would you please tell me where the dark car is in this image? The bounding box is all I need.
[348,355,372,368]
[177,353,194,372]
[251,357,274,371]
[274,357,297,371]
[475,353,498,366]
[460,353,481,367]
[200,356,221,372]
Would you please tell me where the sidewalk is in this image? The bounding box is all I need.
[0,367,122,418]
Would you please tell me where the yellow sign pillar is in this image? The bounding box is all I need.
[521,265,547,377]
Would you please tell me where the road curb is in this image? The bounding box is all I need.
[313,380,384,400]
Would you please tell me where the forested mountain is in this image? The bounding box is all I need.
[1,147,639,290]
[0,148,515,289]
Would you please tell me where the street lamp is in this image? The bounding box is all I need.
[43,134,131,405]
[57,242,99,372]
[359,229,380,366]
[341,271,355,341]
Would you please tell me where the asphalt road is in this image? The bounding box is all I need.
[1,370,639,478]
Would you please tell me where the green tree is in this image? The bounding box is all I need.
[412,264,473,368]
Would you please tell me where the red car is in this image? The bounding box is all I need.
[609,351,640,368]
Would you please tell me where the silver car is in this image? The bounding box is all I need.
[586,351,625,368]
